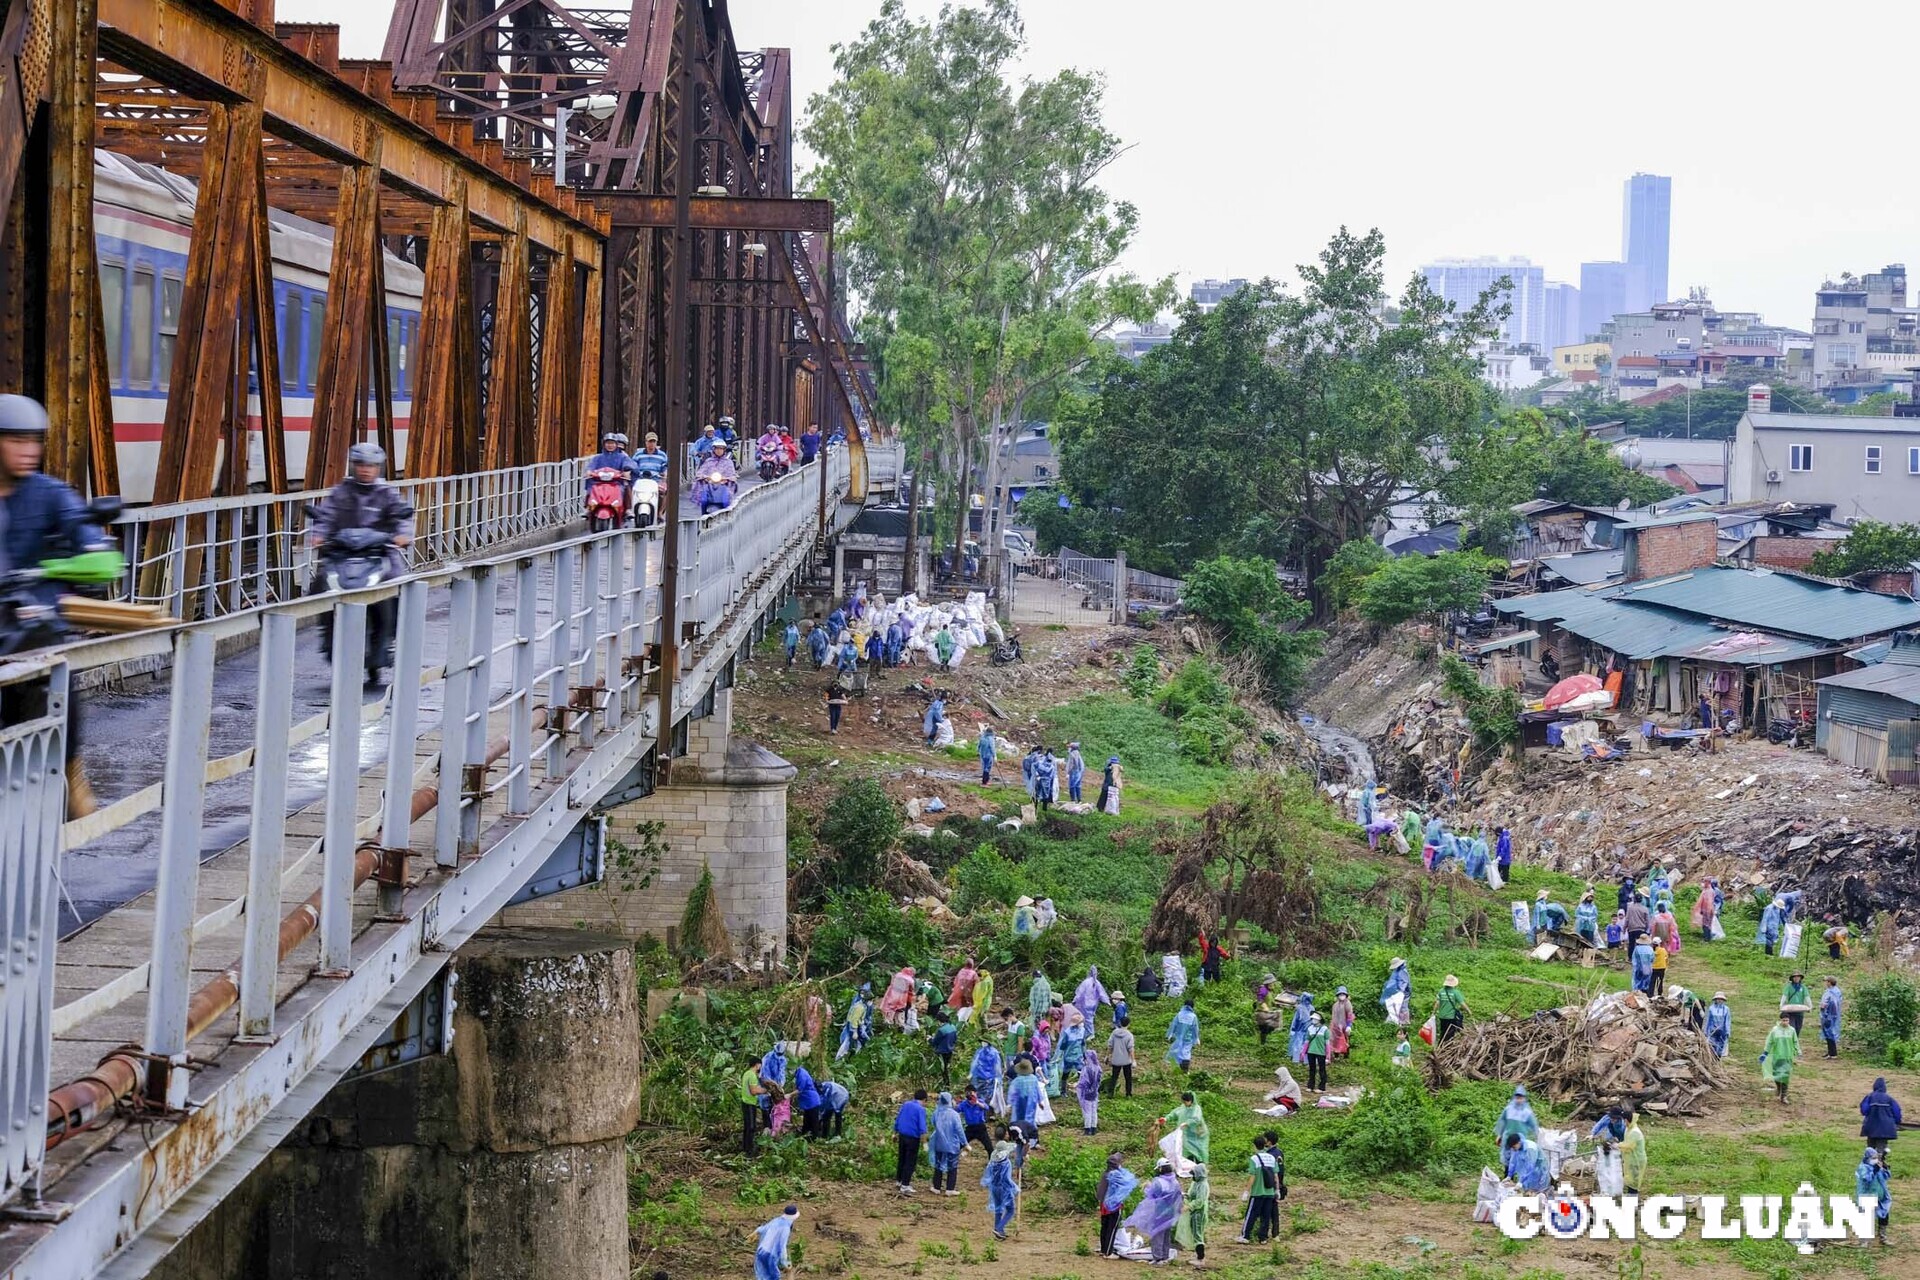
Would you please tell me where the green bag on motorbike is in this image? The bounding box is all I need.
[38,547,127,585]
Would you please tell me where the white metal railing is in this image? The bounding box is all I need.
[0,657,66,1205]
[109,462,585,621]
[5,453,845,1274]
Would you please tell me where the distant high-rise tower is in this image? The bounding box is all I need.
[1419,257,1544,347]
[1622,173,1671,312]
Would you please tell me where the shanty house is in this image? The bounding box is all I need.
[1815,633,1920,783]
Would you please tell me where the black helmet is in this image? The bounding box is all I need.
[0,394,50,437]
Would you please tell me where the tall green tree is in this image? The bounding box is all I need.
[1807,521,1920,577]
[803,0,1164,556]
[1439,409,1675,550]
[1054,228,1498,586]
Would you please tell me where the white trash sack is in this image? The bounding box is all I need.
[1473,1167,1519,1224]
[1157,1126,1196,1178]
[1593,1147,1625,1197]
[1538,1128,1578,1179]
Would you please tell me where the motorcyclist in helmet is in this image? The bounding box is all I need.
[0,393,109,815]
[716,415,740,452]
[586,428,639,501]
[309,442,414,679]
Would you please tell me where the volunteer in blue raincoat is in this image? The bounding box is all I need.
[1820,977,1844,1058]
[978,725,998,785]
[1287,992,1315,1064]
[1380,957,1411,1025]
[1856,1147,1891,1229]
[1073,967,1109,1026]
[1504,1134,1550,1192]
[1462,834,1488,882]
[1066,742,1086,802]
[1097,1153,1139,1256]
[807,623,829,667]
[1704,992,1732,1058]
[929,1091,968,1194]
[1494,1085,1539,1151]
[1631,934,1656,993]
[1575,891,1600,946]
[1123,1159,1184,1264]
[1033,747,1058,812]
[1759,897,1785,955]
[982,1127,1021,1239]
[836,984,874,1060]
[923,695,947,746]
[1166,998,1201,1071]
[751,1205,800,1280]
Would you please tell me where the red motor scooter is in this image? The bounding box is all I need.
[585,467,629,532]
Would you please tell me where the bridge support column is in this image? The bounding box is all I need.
[151,929,640,1280]
[503,686,796,959]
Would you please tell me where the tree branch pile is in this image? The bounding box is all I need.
[1424,990,1730,1117]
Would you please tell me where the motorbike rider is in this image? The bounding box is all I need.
[585,428,639,512]
[755,423,788,477]
[691,423,720,465]
[309,442,414,682]
[716,415,740,453]
[693,439,739,514]
[0,394,108,816]
[778,425,799,466]
[631,431,670,482]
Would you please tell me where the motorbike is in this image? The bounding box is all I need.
[991,632,1023,666]
[629,473,662,526]
[1766,712,1814,748]
[756,442,790,482]
[306,501,414,685]
[692,466,737,514]
[0,497,125,659]
[585,466,629,532]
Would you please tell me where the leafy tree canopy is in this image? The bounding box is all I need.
[1807,521,1920,578]
[1439,409,1675,550]
[1356,551,1502,629]
[1182,555,1322,703]
[803,0,1167,552]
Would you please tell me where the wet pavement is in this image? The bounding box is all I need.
[60,532,671,939]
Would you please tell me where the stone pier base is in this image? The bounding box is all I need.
[151,928,640,1280]
[501,686,796,960]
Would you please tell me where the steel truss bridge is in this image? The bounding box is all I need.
[0,0,898,1273]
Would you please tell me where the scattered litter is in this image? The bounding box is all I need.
[924,797,947,813]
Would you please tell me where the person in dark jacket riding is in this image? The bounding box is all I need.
[584,429,639,497]
[309,443,414,580]
[1861,1078,1904,1161]
[0,394,110,815]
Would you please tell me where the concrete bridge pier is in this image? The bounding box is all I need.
[503,684,797,960]
[151,929,640,1280]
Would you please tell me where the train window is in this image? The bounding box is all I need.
[130,269,156,387]
[387,314,402,395]
[157,276,182,389]
[101,263,125,385]
[280,293,301,390]
[304,297,326,391]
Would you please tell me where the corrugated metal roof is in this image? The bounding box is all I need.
[1818,665,1920,701]
[1618,567,1920,642]
[1537,550,1623,585]
[1614,510,1721,530]
[1497,589,1831,664]
[1847,640,1892,665]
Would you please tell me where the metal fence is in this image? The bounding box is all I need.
[109,462,586,622]
[0,657,67,1203]
[4,454,844,1267]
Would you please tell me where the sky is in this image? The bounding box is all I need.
[285,0,1920,330]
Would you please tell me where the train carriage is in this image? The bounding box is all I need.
[92,149,424,503]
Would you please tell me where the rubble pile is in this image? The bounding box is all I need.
[1413,735,1920,955]
[1426,990,1730,1117]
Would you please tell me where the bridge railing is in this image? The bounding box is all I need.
[0,657,67,1203]
[9,455,843,1268]
[109,462,585,622]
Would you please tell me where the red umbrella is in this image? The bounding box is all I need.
[1542,673,1604,710]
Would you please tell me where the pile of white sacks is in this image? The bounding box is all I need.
[866,590,1002,670]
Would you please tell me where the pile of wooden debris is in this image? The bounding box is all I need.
[1425,989,1730,1117]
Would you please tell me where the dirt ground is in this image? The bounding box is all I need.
[655,621,1920,1280]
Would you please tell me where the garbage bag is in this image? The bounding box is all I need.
[1594,1148,1624,1197]
[1474,1167,1516,1223]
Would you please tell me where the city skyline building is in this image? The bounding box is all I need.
[1419,256,1544,347]
[1623,172,1672,312]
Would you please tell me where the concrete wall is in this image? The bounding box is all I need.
[151,929,640,1280]
[1623,520,1718,580]
[500,686,796,961]
[1733,411,1920,522]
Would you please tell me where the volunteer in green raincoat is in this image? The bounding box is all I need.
[1617,1110,1648,1194]
[1028,970,1053,1025]
[1763,1012,1800,1104]
[1174,1162,1211,1264]
[1156,1091,1211,1164]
